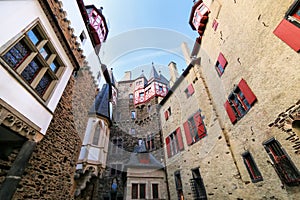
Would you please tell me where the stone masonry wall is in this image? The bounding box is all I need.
[73,65,98,140]
[0,149,21,189]
[194,0,299,199]
[160,65,241,200]
[12,77,82,200]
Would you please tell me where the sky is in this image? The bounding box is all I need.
[84,0,199,81]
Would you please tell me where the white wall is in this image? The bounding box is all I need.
[0,0,74,134]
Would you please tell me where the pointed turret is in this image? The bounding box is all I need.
[148,62,160,82]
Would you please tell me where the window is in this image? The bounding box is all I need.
[92,123,101,145]
[159,85,163,91]
[79,30,87,44]
[273,0,300,51]
[168,107,172,116]
[164,107,172,121]
[139,92,144,97]
[147,105,151,112]
[183,110,206,146]
[146,135,155,151]
[0,22,64,100]
[130,128,136,135]
[129,93,134,99]
[184,84,195,98]
[152,184,159,199]
[140,183,146,199]
[215,52,227,76]
[263,138,300,186]
[131,111,136,119]
[131,183,146,199]
[132,183,138,199]
[242,151,263,183]
[111,138,123,154]
[174,171,184,200]
[110,164,122,176]
[212,19,219,31]
[166,128,184,158]
[224,79,257,124]
[190,168,207,200]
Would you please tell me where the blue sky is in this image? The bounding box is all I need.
[84,0,198,80]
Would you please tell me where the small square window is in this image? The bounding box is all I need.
[79,31,87,44]
[27,27,42,45]
[131,111,136,119]
[39,45,51,60]
[130,128,135,135]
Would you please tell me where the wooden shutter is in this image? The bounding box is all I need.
[183,121,193,145]
[273,19,300,52]
[165,137,171,158]
[187,84,195,95]
[218,52,227,68]
[193,111,206,139]
[176,127,184,151]
[164,110,169,120]
[238,79,257,105]
[224,100,237,124]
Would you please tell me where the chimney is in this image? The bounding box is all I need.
[122,71,131,81]
[168,62,179,88]
[181,42,192,65]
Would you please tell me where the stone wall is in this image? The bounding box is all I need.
[187,0,300,199]
[160,64,241,200]
[73,65,98,140]
[0,149,20,189]
[12,77,82,200]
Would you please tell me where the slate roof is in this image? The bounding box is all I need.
[125,141,164,169]
[125,152,164,169]
[89,84,110,121]
[148,65,160,81]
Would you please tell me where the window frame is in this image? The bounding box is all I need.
[166,127,184,158]
[92,122,101,145]
[215,52,227,76]
[184,83,195,98]
[0,20,66,102]
[263,138,300,186]
[190,167,207,200]
[285,0,300,28]
[131,183,146,199]
[152,183,159,199]
[183,110,207,146]
[224,79,257,124]
[131,111,136,119]
[174,171,184,200]
[242,151,263,183]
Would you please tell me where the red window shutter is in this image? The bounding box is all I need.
[183,121,193,145]
[187,84,195,95]
[238,79,257,105]
[176,127,184,151]
[164,110,169,120]
[217,52,227,68]
[224,100,237,124]
[165,137,171,158]
[193,111,206,139]
[273,19,300,52]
